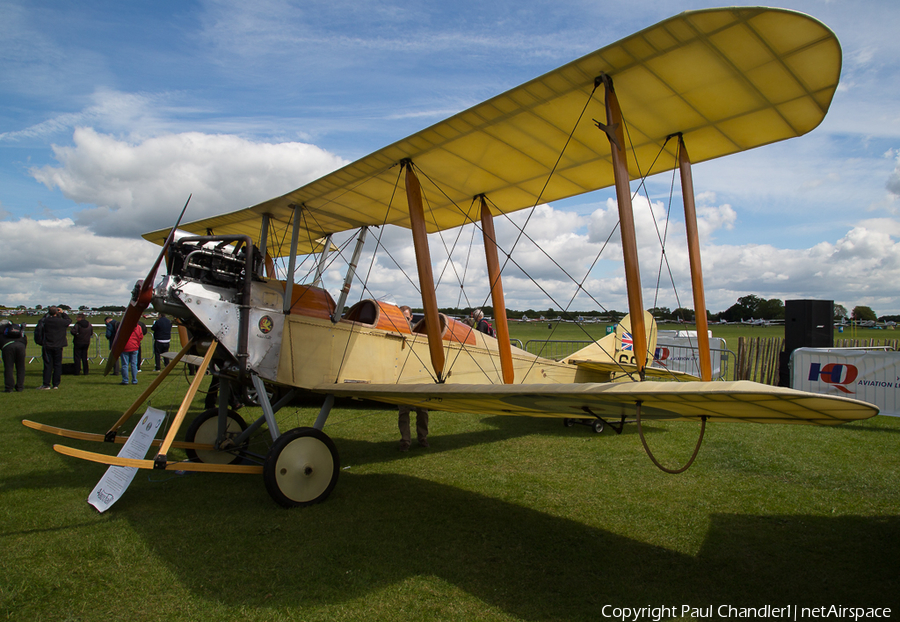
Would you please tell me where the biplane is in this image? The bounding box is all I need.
[25,6,879,507]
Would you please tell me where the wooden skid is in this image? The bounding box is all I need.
[53,444,263,474]
[22,419,212,451]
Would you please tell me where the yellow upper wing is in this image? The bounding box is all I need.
[144,7,840,256]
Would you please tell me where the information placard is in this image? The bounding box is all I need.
[88,407,166,512]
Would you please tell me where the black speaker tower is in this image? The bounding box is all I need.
[779,299,833,386]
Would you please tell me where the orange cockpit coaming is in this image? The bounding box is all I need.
[342,300,412,334]
[282,283,337,320]
[411,313,476,346]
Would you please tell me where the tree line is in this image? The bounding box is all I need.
[437,295,886,323]
[4,296,890,323]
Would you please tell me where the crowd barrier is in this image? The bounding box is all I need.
[791,347,900,416]
[18,326,184,369]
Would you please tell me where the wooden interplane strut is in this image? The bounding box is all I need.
[480,198,514,384]
[677,135,712,381]
[598,74,647,371]
[405,162,445,380]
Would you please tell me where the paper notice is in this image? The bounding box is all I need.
[88,407,166,512]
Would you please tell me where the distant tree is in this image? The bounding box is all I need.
[852,305,877,321]
[673,307,695,322]
[648,306,672,320]
[834,304,848,321]
[757,298,784,320]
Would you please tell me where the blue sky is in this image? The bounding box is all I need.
[2,0,900,315]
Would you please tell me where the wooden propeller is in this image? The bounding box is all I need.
[104,196,191,375]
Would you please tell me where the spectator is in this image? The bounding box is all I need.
[137,319,148,371]
[120,323,144,385]
[104,316,120,374]
[150,313,173,371]
[70,313,94,375]
[0,320,27,392]
[471,309,495,336]
[38,306,71,390]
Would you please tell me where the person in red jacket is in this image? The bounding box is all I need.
[119,323,144,385]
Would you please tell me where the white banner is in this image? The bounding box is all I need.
[652,332,727,379]
[791,348,898,416]
[88,407,166,512]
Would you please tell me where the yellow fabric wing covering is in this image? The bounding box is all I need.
[143,7,841,257]
[320,381,878,426]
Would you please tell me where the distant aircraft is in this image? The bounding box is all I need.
[25,7,877,507]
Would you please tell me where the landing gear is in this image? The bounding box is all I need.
[184,408,248,464]
[263,427,339,508]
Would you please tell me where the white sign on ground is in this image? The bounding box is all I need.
[653,331,727,379]
[791,348,900,417]
[88,407,166,512]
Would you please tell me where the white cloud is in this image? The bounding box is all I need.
[0,217,157,308]
[30,128,348,237]
[887,150,900,197]
[8,126,900,315]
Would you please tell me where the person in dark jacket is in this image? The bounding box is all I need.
[0,320,27,392]
[39,306,70,390]
[104,316,120,374]
[150,313,173,371]
[70,313,94,375]
[471,309,495,336]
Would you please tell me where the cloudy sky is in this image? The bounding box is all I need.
[2,0,900,316]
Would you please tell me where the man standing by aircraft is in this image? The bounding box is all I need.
[397,305,429,451]
[150,313,172,372]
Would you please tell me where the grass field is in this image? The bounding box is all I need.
[2,324,899,621]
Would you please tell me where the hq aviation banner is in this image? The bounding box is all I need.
[791,348,900,417]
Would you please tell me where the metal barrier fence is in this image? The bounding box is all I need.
[524,340,592,360]
[19,326,184,369]
[523,338,735,380]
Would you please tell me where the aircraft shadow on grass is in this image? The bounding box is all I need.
[116,472,897,618]
[9,410,898,616]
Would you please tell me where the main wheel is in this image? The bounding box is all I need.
[264,427,339,508]
[184,408,248,464]
[591,419,605,434]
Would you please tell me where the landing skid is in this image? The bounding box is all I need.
[21,419,210,451]
[23,337,340,508]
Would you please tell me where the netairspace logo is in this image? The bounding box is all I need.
[599,604,892,621]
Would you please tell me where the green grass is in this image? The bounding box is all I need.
[2,342,899,621]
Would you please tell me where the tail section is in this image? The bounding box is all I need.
[562,311,658,373]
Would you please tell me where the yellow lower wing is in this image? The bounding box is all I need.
[320,380,878,426]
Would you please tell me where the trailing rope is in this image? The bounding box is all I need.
[635,401,706,474]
